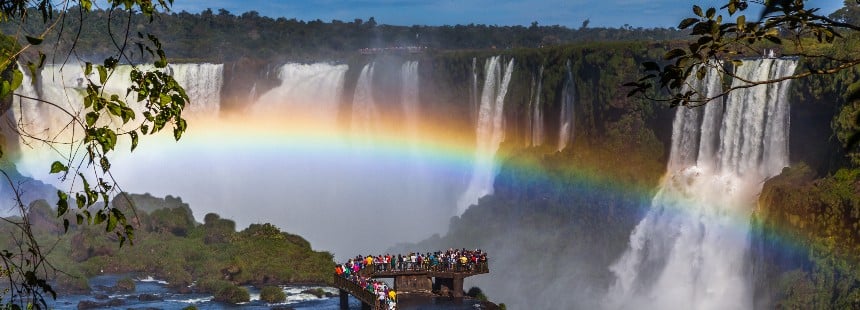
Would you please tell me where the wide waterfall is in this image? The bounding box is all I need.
[606,59,798,310]
[10,60,480,257]
[456,56,514,215]
[557,60,575,151]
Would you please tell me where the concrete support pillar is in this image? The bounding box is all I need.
[452,275,464,298]
[339,289,349,309]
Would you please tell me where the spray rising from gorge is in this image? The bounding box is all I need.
[4,53,812,309]
[607,59,798,310]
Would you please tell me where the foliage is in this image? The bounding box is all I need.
[0,8,689,63]
[0,1,190,308]
[625,0,860,108]
[756,164,860,308]
[466,286,488,301]
[0,193,335,295]
[114,276,135,292]
[211,281,249,304]
[259,285,286,303]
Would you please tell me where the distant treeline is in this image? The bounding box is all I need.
[0,7,686,63]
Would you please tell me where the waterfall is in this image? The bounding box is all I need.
[456,56,514,215]
[168,64,223,116]
[557,60,575,151]
[401,61,420,144]
[351,63,379,145]
[606,59,798,310]
[11,63,225,182]
[250,63,347,127]
[532,66,544,146]
[471,57,480,125]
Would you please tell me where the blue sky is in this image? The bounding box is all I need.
[155,0,845,28]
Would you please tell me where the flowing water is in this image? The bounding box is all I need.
[606,59,798,310]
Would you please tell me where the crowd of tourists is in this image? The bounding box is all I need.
[336,265,397,309]
[334,249,489,309]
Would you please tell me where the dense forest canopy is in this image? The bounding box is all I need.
[0,6,687,63]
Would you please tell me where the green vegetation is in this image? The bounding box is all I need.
[260,286,286,303]
[1,1,191,307]
[115,277,135,293]
[0,193,334,300]
[0,7,686,63]
[756,165,860,309]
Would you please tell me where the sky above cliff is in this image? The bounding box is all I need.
[159,0,845,28]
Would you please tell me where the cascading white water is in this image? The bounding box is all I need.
[471,57,479,124]
[456,56,514,215]
[557,60,575,151]
[530,66,544,146]
[11,60,467,258]
[606,59,798,310]
[401,61,420,144]
[351,63,379,146]
[250,63,347,127]
[168,64,223,116]
[11,63,222,183]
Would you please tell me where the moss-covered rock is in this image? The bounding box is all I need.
[260,286,286,303]
[115,276,136,293]
[213,283,250,304]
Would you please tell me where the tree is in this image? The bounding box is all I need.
[830,0,860,24]
[0,1,188,308]
[625,0,860,148]
[627,0,860,106]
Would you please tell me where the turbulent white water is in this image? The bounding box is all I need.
[456,56,514,215]
[607,59,798,310]
[557,60,575,151]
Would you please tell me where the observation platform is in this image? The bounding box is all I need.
[334,264,489,310]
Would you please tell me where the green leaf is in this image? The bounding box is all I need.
[737,16,746,31]
[129,131,139,151]
[693,5,703,17]
[706,8,715,19]
[678,18,699,30]
[25,36,43,45]
[107,212,117,232]
[97,66,107,85]
[76,193,86,209]
[76,214,84,225]
[93,210,106,225]
[85,111,99,127]
[11,68,23,92]
[664,48,687,60]
[84,62,93,75]
[56,191,68,216]
[764,35,781,44]
[50,161,68,174]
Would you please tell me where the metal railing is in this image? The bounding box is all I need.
[333,274,379,309]
[365,261,489,275]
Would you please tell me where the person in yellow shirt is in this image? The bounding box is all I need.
[388,289,396,301]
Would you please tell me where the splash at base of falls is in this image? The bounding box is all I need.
[606,59,798,310]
